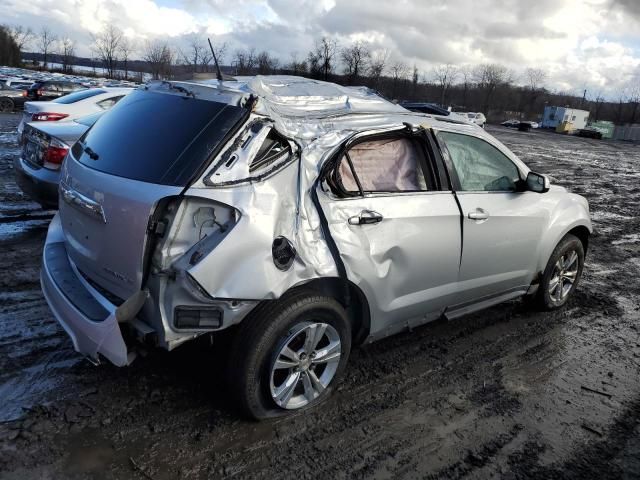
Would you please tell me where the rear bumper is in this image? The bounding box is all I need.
[13,156,60,207]
[41,213,129,366]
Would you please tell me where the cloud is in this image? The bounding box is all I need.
[1,0,639,97]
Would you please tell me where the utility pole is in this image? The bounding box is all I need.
[580,89,587,109]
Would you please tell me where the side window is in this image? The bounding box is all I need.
[437,131,520,192]
[249,128,290,173]
[332,137,432,195]
[97,96,124,110]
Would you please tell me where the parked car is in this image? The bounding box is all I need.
[0,83,27,112]
[575,127,603,139]
[41,77,591,419]
[462,112,487,128]
[13,112,104,208]
[17,88,132,141]
[501,119,520,128]
[24,80,86,101]
[502,119,539,130]
[4,78,33,90]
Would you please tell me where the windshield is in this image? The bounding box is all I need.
[72,89,248,186]
[53,89,105,104]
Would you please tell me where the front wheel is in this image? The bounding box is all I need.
[535,234,585,310]
[228,291,352,419]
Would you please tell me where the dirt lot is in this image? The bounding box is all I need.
[0,112,639,479]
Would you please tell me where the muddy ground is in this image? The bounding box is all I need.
[0,112,639,479]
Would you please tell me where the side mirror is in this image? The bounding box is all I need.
[526,171,550,193]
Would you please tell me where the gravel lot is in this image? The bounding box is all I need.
[0,112,639,479]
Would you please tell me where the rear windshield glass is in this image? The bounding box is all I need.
[53,89,104,104]
[72,89,247,186]
[75,112,104,127]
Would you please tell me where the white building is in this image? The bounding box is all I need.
[541,106,590,130]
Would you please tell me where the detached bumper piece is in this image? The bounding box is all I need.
[41,242,130,366]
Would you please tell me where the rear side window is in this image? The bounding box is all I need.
[96,95,124,110]
[330,137,433,196]
[53,89,103,104]
[437,131,520,192]
[72,89,247,186]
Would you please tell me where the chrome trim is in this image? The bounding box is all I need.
[60,182,107,223]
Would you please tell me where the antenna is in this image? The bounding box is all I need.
[208,38,223,82]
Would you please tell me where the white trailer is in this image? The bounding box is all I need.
[541,106,590,130]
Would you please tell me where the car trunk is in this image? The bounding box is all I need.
[22,121,87,168]
[58,87,248,301]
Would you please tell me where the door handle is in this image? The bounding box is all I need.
[468,209,489,221]
[348,210,384,226]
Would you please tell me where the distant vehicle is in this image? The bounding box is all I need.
[5,78,33,90]
[40,77,591,419]
[501,120,538,129]
[0,83,27,112]
[14,112,104,207]
[24,80,86,101]
[17,88,133,141]
[575,127,603,140]
[463,112,487,128]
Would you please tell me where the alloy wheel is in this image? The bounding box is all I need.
[548,250,579,302]
[269,322,341,410]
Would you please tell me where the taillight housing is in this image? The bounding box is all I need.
[31,112,69,122]
[43,138,69,170]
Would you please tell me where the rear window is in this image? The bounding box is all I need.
[72,89,247,186]
[53,89,103,104]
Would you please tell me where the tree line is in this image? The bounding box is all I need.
[2,23,640,124]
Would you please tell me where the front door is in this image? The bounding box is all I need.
[317,131,461,336]
[435,130,547,306]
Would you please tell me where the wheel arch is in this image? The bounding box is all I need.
[285,277,371,345]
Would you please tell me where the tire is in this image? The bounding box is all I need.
[0,98,14,113]
[535,234,585,310]
[228,290,352,419]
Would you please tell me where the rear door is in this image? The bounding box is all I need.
[435,130,547,306]
[317,130,461,335]
[59,87,248,300]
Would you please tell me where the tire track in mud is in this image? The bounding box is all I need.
[1,120,640,479]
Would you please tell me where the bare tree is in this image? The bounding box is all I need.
[180,35,206,73]
[458,65,472,108]
[389,60,408,99]
[59,37,75,73]
[257,51,278,75]
[119,37,135,80]
[524,67,547,91]
[287,52,307,75]
[474,63,511,113]
[341,41,370,83]
[317,37,337,80]
[628,81,640,124]
[433,63,458,106]
[234,48,256,75]
[37,27,56,70]
[7,25,34,54]
[368,49,388,88]
[411,64,419,97]
[201,40,226,73]
[92,23,123,78]
[143,40,173,79]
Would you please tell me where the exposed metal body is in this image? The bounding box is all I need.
[40,76,592,366]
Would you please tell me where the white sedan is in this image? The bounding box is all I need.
[17,87,133,141]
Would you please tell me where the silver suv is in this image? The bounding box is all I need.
[41,77,591,418]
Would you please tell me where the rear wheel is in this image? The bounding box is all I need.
[535,234,585,310]
[0,98,14,112]
[228,291,352,419]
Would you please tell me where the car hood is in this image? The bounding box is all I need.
[25,120,89,145]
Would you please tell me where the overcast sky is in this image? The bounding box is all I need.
[2,0,640,98]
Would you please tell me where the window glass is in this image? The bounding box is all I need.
[97,96,124,110]
[53,89,103,104]
[438,131,520,192]
[337,137,429,193]
[249,128,290,173]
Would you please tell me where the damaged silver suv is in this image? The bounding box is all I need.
[41,77,591,418]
